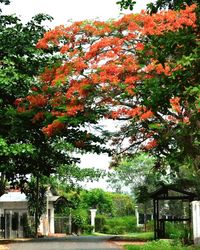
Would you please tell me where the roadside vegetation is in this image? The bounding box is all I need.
[124,240,200,250]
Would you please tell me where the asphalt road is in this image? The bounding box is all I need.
[8,236,122,250]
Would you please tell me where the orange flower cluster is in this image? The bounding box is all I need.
[140,110,154,120]
[26,94,47,108]
[170,97,181,113]
[137,4,196,35]
[144,60,172,76]
[144,139,158,150]
[111,107,154,120]
[32,112,45,123]
[66,104,84,116]
[42,120,65,137]
[111,107,142,119]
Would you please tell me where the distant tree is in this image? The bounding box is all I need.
[108,153,161,194]
[109,192,135,217]
[81,189,113,214]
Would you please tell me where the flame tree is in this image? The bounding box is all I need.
[16,3,200,175]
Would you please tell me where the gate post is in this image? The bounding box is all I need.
[90,209,97,233]
[192,201,200,245]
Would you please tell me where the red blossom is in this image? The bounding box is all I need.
[144,139,158,150]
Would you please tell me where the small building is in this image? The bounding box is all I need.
[0,190,59,239]
[150,185,197,240]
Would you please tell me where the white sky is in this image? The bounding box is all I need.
[2,0,150,191]
[2,0,150,26]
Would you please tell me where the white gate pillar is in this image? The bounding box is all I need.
[90,209,97,233]
[49,208,55,234]
[192,201,200,245]
[135,205,139,227]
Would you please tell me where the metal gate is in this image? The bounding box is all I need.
[0,210,28,239]
[54,216,70,234]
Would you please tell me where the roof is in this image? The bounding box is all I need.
[150,185,197,200]
[0,191,60,203]
[0,192,26,202]
[48,196,60,202]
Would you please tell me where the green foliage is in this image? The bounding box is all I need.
[23,176,47,234]
[71,208,88,232]
[0,1,57,183]
[81,189,113,214]
[124,239,197,250]
[21,214,35,238]
[0,137,36,156]
[109,193,135,217]
[117,0,196,13]
[23,177,47,217]
[101,216,137,234]
[116,0,136,10]
[52,164,105,190]
[165,222,190,241]
[108,152,164,201]
[125,240,172,250]
[95,214,107,232]
[82,224,94,234]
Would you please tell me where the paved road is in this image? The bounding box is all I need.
[8,236,122,250]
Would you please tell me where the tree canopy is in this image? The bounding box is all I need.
[15,3,199,177]
[0,0,58,185]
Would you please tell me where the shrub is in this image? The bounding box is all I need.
[111,225,127,234]
[102,225,111,234]
[71,208,88,233]
[165,222,190,242]
[146,220,154,231]
[82,224,94,234]
[95,214,106,232]
[105,216,137,234]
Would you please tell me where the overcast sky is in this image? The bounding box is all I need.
[2,0,149,190]
[2,0,150,26]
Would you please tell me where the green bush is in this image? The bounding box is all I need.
[165,222,190,242]
[102,225,111,234]
[95,214,106,232]
[82,224,94,234]
[105,216,137,234]
[71,208,88,233]
[146,220,154,231]
[111,225,127,234]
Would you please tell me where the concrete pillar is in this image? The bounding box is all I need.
[9,211,12,239]
[49,208,54,234]
[90,209,97,233]
[135,205,139,227]
[45,191,49,236]
[69,213,72,235]
[192,201,200,245]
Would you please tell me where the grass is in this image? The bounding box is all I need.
[94,231,154,241]
[122,232,154,240]
[124,240,200,250]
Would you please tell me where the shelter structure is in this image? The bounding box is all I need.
[150,185,197,240]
